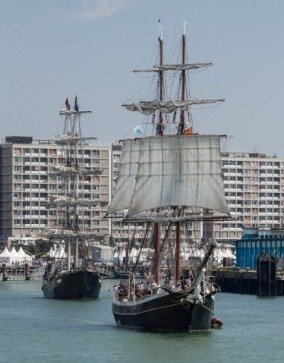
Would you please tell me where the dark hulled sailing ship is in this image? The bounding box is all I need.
[108,22,229,331]
[42,97,104,299]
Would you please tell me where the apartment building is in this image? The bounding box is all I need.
[0,136,110,239]
[215,152,284,241]
[110,146,284,244]
[1,137,284,244]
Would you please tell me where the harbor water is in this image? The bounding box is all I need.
[0,280,283,363]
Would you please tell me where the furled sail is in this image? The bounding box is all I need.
[133,63,213,72]
[123,99,224,115]
[108,135,229,218]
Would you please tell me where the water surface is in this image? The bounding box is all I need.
[0,280,283,363]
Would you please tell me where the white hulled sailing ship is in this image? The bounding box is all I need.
[42,97,104,299]
[108,22,229,331]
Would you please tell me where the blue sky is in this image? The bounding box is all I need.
[0,0,284,155]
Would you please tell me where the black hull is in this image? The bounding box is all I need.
[113,271,141,280]
[113,291,214,332]
[42,269,102,299]
[113,271,129,279]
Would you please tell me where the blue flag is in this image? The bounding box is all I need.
[65,97,70,110]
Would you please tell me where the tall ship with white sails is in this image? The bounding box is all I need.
[42,97,105,299]
[108,22,229,331]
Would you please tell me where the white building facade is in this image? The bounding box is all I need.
[1,137,284,244]
[215,152,283,241]
[0,137,110,239]
[110,147,284,244]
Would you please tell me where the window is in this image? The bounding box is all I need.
[14,166,21,172]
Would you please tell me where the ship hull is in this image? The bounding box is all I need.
[113,291,214,332]
[42,269,102,299]
[113,270,141,280]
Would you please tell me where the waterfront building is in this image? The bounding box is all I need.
[111,148,284,244]
[235,227,284,269]
[0,136,111,240]
[1,137,284,245]
[215,152,284,242]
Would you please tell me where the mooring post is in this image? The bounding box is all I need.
[2,263,7,281]
[24,263,30,280]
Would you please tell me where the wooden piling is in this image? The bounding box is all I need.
[257,253,277,297]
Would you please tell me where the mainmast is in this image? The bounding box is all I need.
[154,22,164,283]
[156,22,164,137]
[177,21,188,135]
[175,21,188,282]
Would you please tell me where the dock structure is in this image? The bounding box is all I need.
[235,228,284,270]
[0,263,44,281]
[213,228,284,296]
[257,253,277,297]
[214,264,284,297]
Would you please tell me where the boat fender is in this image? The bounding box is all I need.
[211,317,223,329]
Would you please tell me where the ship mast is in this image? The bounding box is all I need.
[73,96,81,268]
[125,20,223,117]
[177,21,188,135]
[114,22,227,285]
[153,22,164,284]
[45,96,107,275]
[175,21,188,283]
[156,22,164,137]
[63,96,92,268]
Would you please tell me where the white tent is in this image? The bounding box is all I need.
[10,246,19,258]
[17,246,26,258]
[0,247,12,264]
[9,246,20,264]
[0,246,32,265]
[17,246,33,265]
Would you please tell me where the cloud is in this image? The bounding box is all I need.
[76,0,129,20]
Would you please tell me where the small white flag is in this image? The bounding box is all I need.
[133,125,143,136]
